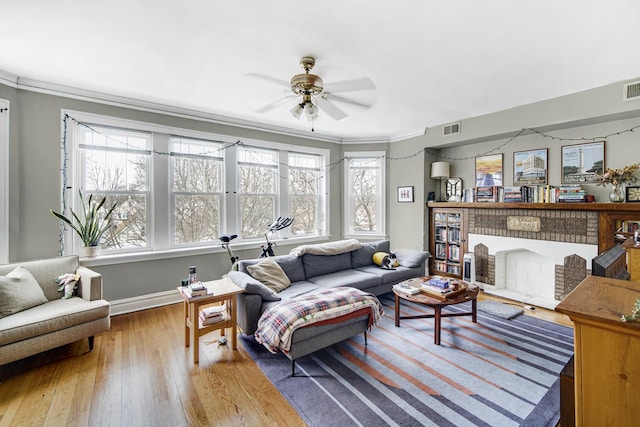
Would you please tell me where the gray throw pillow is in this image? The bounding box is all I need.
[227,271,282,301]
[394,249,430,268]
[0,266,48,319]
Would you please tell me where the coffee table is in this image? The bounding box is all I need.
[393,276,479,345]
[177,277,244,363]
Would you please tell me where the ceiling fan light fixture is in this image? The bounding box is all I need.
[304,102,318,119]
[290,103,304,119]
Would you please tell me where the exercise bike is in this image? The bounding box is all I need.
[219,234,239,267]
[259,217,294,258]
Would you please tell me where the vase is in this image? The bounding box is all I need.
[609,183,625,203]
[81,245,99,257]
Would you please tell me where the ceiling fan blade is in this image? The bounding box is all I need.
[255,95,296,113]
[322,93,373,109]
[324,77,376,93]
[246,73,291,88]
[315,96,347,121]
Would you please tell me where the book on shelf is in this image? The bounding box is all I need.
[393,282,421,295]
[199,311,227,326]
[200,303,226,318]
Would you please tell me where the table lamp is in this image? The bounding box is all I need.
[431,161,450,201]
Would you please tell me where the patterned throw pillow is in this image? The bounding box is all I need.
[0,266,48,319]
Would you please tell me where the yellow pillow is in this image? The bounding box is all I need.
[372,252,399,269]
[246,258,291,292]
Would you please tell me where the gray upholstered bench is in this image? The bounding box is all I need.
[254,286,383,376]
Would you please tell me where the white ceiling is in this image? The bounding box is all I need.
[2,0,640,141]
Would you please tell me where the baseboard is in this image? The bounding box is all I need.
[109,290,182,316]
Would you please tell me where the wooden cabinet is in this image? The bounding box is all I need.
[622,237,640,281]
[555,276,640,426]
[430,207,466,278]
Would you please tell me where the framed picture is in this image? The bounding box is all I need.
[397,186,414,203]
[626,186,640,202]
[561,141,605,184]
[514,149,548,185]
[475,154,503,186]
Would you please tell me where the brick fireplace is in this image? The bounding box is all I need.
[467,208,599,309]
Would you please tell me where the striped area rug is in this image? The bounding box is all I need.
[241,294,574,427]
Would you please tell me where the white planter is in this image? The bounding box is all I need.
[81,246,99,257]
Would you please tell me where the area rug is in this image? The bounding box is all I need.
[241,293,574,427]
[477,300,524,319]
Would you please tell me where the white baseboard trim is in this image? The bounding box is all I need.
[109,290,183,316]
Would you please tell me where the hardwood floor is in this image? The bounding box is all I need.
[0,292,572,426]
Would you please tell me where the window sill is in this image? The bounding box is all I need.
[80,235,330,267]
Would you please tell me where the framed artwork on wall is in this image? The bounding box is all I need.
[626,186,640,202]
[514,149,548,185]
[397,186,414,203]
[475,154,503,186]
[561,141,605,184]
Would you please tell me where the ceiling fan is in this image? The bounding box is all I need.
[250,56,376,122]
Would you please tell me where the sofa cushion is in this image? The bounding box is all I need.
[227,271,281,302]
[0,267,48,319]
[307,269,382,291]
[238,254,306,283]
[355,265,424,285]
[394,249,430,268]
[303,252,352,278]
[0,297,111,346]
[351,240,391,268]
[246,258,291,292]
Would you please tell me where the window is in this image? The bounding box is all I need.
[64,111,329,257]
[237,146,278,239]
[76,124,151,252]
[171,137,224,245]
[344,152,386,237]
[0,100,8,263]
[289,152,323,236]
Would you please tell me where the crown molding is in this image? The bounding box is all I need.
[0,70,18,88]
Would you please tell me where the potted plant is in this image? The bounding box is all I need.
[51,191,117,257]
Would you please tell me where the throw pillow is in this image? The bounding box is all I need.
[372,252,399,269]
[246,258,291,293]
[0,266,48,319]
[394,249,431,268]
[227,271,282,301]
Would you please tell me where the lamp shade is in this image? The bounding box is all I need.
[431,161,450,179]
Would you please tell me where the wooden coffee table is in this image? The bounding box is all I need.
[393,277,479,345]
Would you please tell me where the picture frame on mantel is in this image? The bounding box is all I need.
[514,149,548,185]
[397,186,414,203]
[561,141,605,184]
[626,186,640,203]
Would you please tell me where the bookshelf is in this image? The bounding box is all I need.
[430,207,466,278]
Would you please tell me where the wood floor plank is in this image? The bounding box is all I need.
[0,292,570,426]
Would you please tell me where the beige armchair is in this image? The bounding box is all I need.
[0,255,110,365]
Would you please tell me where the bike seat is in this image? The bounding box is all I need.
[219,234,238,243]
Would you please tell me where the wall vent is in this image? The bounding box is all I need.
[623,81,640,101]
[443,122,460,136]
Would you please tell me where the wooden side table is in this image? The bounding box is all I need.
[177,277,244,363]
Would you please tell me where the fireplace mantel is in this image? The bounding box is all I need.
[428,201,640,252]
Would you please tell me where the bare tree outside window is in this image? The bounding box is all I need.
[344,153,385,236]
[289,153,321,235]
[172,138,223,244]
[238,147,277,239]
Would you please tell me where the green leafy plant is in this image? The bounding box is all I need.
[621,297,640,322]
[51,191,117,247]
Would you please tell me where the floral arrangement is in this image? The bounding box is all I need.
[56,273,80,299]
[596,163,640,186]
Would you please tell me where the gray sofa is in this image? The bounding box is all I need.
[0,256,111,366]
[232,239,429,336]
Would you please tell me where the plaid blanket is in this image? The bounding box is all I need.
[254,287,384,354]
